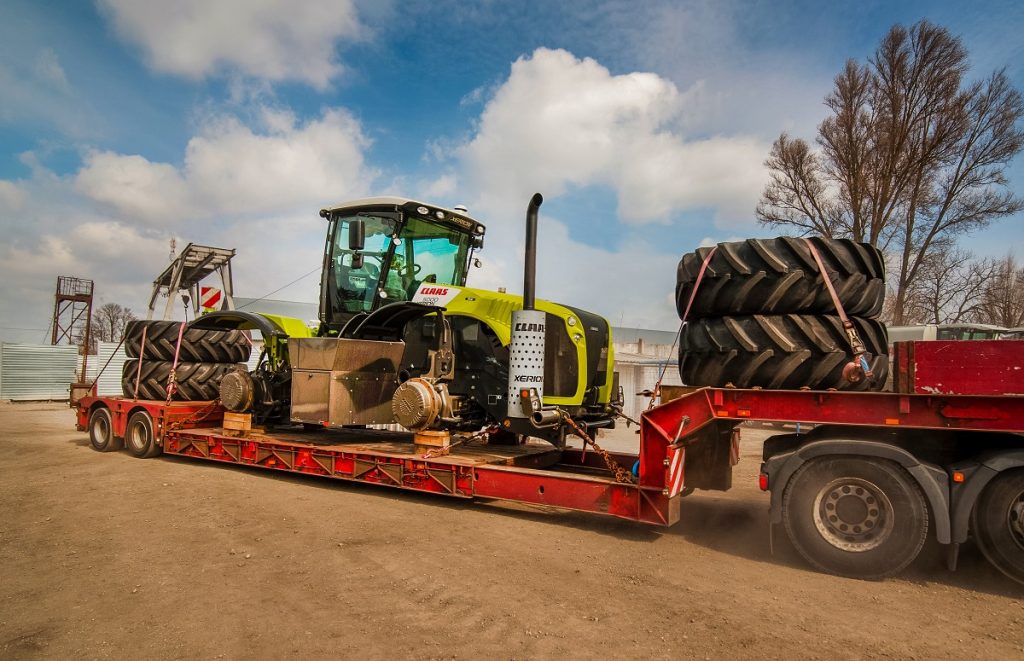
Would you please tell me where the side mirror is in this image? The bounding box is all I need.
[348,219,366,251]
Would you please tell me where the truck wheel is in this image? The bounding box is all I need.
[676,237,885,318]
[125,410,161,458]
[124,320,250,363]
[679,314,889,391]
[782,457,928,579]
[88,407,122,452]
[972,469,1024,585]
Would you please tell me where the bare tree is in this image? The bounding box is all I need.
[975,254,1024,328]
[757,20,1024,324]
[893,247,992,324]
[92,303,137,344]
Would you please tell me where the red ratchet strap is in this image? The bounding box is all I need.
[133,324,148,400]
[803,238,874,382]
[681,246,719,326]
[646,246,719,411]
[165,321,187,403]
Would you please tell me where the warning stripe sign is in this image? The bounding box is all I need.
[200,286,222,310]
[666,446,685,497]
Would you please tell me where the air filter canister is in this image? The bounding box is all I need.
[507,308,546,418]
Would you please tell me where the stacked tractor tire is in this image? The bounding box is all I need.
[675,237,889,391]
[121,320,250,401]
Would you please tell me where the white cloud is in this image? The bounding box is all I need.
[459,48,769,225]
[98,0,365,88]
[74,107,377,227]
[33,48,70,91]
[0,180,27,212]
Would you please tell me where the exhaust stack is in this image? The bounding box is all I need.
[523,193,542,311]
[507,194,546,421]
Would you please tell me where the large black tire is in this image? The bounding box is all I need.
[124,410,162,458]
[782,456,929,580]
[124,320,250,363]
[972,469,1024,586]
[121,359,241,401]
[679,314,889,391]
[676,237,885,318]
[88,406,122,452]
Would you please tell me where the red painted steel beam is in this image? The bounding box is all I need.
[706,388,1024,433]
[639,388,718,490]
[164,429,476,497]
[472,465,679,525]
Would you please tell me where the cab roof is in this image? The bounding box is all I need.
[320,197,483,231]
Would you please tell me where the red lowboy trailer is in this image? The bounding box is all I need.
[75,339,1024,584]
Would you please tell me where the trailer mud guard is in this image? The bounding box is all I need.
[763,439,951,544]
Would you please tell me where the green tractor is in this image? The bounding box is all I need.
[192,195,617,445]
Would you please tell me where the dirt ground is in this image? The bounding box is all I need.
[1,402,1022,660]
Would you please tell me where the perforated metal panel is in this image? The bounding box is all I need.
[507,309,546,417]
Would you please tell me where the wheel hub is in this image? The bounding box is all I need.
[1010,491,1024,550]
[813,477,894,552]
[128,423,147,452]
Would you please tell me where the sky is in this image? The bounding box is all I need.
[1,0,1022,343]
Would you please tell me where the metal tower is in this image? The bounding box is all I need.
[51,276,94,347]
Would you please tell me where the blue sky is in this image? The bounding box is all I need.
[1,0,1022,342]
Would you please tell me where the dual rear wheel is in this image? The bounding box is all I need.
[783,457,1024,585]
[86,407,161,458]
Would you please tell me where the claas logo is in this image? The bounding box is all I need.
[420,286,449,296]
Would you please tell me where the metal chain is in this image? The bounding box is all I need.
[609,402,641,428]
[164,400,222,433]
[561,413,634,484]
[422,428,492,459]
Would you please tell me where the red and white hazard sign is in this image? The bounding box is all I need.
[200,286,222,310]
[666,445,685,497]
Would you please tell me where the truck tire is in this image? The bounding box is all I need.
[124,410,161,458]
[676,237,885,318]
[124,320,250,363]
[88,406,122,452]
[679,314,889,391]
[782,456,928,580]
[972,469,1024,585]
[121,359,241,401]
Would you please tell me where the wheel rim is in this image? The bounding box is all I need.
[127,420,148,452]
[92,415,110,446]
[813,477,894,552]
[1008,488,1024,552]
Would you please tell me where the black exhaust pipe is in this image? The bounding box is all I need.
[523,193,543,310]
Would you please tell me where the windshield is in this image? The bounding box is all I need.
[328,211,473,314]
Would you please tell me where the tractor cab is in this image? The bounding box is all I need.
[318,198,485,332]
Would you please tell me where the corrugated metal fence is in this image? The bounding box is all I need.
[0,343,80,401]
[84,342,128,396]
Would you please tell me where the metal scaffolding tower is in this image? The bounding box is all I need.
[51,276,94,347]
